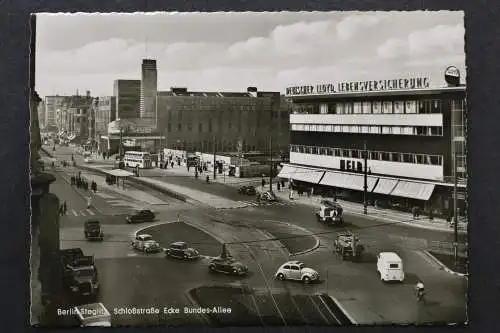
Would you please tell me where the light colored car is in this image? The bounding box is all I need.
[84,157,93,163]
[131,234,161,253]
[274,260,320,284]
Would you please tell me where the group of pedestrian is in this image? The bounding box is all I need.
[411,206,422,219]
[59,201,67,216]
[70,174,97,193]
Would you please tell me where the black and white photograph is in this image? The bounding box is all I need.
[30,11,468,327]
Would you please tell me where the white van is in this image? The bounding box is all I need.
[377,252,404,282]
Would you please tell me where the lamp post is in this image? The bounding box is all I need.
[363,141,368,215]
[453,153,459,267]
[213,134,217,180]
[269,136,273,193]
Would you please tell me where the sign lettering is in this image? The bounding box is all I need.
[340,159,363,172]
[285,77,430,96]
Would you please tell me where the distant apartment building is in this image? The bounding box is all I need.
[140,59,158,122]
[37,100,46,129]
[114,80,141,119]
[95,96,116,153]
[57,91,93,142]
[156,87,290,154]
[44,95,65,131]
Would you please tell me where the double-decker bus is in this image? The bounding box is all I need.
[123,151,152,169]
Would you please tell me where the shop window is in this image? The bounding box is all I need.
[402,153,412,163]
[328,103,336,114]
[326,148,333,156]
[405,100,417,114]
[372,101,382,114]
[416,126,426,135]
[415,154,425,164]
[334,125,341,132]
[361,126,370,133]
[298,146,305,153]
[320,103,329,114]
[353,102,362,114]
[382,126,392,134]
[370,126,381,134]
[430,100,441,113]
[342,149,350,158]
[344,102,353,114]
[429,155,440,165]
[362,102,371,114]
[370,151,378,160]
[381,152,391,161]
[305,146,313,154]
[334,148,341,157]
[351,150,359,158]
[391,153,402,162]
[311,147,318,154]
[382,101,393,114]
[392,127,402,135]
[394,101,404,114]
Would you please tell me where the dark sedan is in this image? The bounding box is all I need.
[208,256,249,276]
[125,209,156,224]
[238,185,256,196]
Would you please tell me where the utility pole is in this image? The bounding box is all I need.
[269,136,273,192]
[363,140,368,215]
[453,153,459,267]
[213,134,216,180]
[119,127,123,159]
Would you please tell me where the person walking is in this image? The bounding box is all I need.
[62,201,67,215]
[261,177,266,189]
[87,196,92,209]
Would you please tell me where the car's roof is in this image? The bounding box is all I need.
[284,260,303,265]
[379,252,401,260]
[138,234,152,238]
[171,241,187,246]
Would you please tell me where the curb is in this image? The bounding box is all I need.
[423,250,468,277]
[262,220,321,257]
[324,295,358,325]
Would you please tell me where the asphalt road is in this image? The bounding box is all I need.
[43,144,467,325]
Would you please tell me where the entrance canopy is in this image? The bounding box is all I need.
[320,171,377,192]
[278,165,324,184]
[104,169,135,177]
[391,181,435,201]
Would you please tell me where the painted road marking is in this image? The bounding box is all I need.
[87,209,95,215]
[72,209,78,216]
[80,211,86,216]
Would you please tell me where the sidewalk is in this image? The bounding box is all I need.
[266,184,467,234]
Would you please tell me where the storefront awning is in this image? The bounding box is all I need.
[320,171,377,191]
[391,181,435,201]
[372,178,399,195]
[292,166,325,184]
[277,165,297,179]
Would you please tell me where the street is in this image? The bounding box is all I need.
[43,144,467,326]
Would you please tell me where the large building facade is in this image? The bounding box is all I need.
[44,95,65,131]
[140,59,158,122]
[156,87,290,154]
[280,75,467,217]
[114,79,141,119]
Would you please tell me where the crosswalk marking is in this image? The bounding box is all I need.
[72,209,78,216]
[237,200,295,207]
[87,209,95,215]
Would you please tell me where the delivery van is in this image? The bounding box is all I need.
[377,252,404,282]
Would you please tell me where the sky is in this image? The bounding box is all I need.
[35,11,466,97]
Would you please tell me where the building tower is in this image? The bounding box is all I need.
[140,59,158,123]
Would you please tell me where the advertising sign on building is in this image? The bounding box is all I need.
[444,66,461,86]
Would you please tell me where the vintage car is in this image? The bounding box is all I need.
[126,209,155,224]
[84,219,103,241]
[274,260,320,284]
[165,241,200,260]
[315,201,344,225]
[238,185,256,196]
[208,256,249,276]
[131,234,162,253]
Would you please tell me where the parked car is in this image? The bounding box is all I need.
[165,241,200,260]
[208,256,248,276]
[131,234,162,253]
[274,260,319,284]
[125,209,155,224]
[238,185,256,196]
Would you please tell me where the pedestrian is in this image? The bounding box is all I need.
[281,179,285,189]
[63,201,67,215]
[428,206,434,221]
[87,196,92,209]
[261,178,265,189]
[412,206,418,219]
[289,189,294,200]
[277,182,281,192]
[171,161,174,168]
[59,204,63,216]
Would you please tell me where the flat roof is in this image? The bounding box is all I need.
[289,86,466,101]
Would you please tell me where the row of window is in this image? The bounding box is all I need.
[293,100,442,115]
[290,144,444,165]
[166,120,280,133]
[291,124,443,136]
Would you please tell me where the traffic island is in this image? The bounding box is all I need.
[188,286,354,326]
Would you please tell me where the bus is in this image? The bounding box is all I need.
[123,151,152,169]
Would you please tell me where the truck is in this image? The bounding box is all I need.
[60,248,100,298]
[333,231,365,261]
[315,200,344,225]
[84,219,103,241]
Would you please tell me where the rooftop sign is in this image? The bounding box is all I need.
[285,77,430,96]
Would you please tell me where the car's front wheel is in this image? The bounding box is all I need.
[276,273,285,281]
[209,264,216,272]
[302,276,311,284]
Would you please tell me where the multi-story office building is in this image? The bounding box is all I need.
[156,87,290,154]
[94,96,116,153]
[44,95,65,131]
[140,59,158,122]
[280,71,466,216]
[114,79,141,119]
